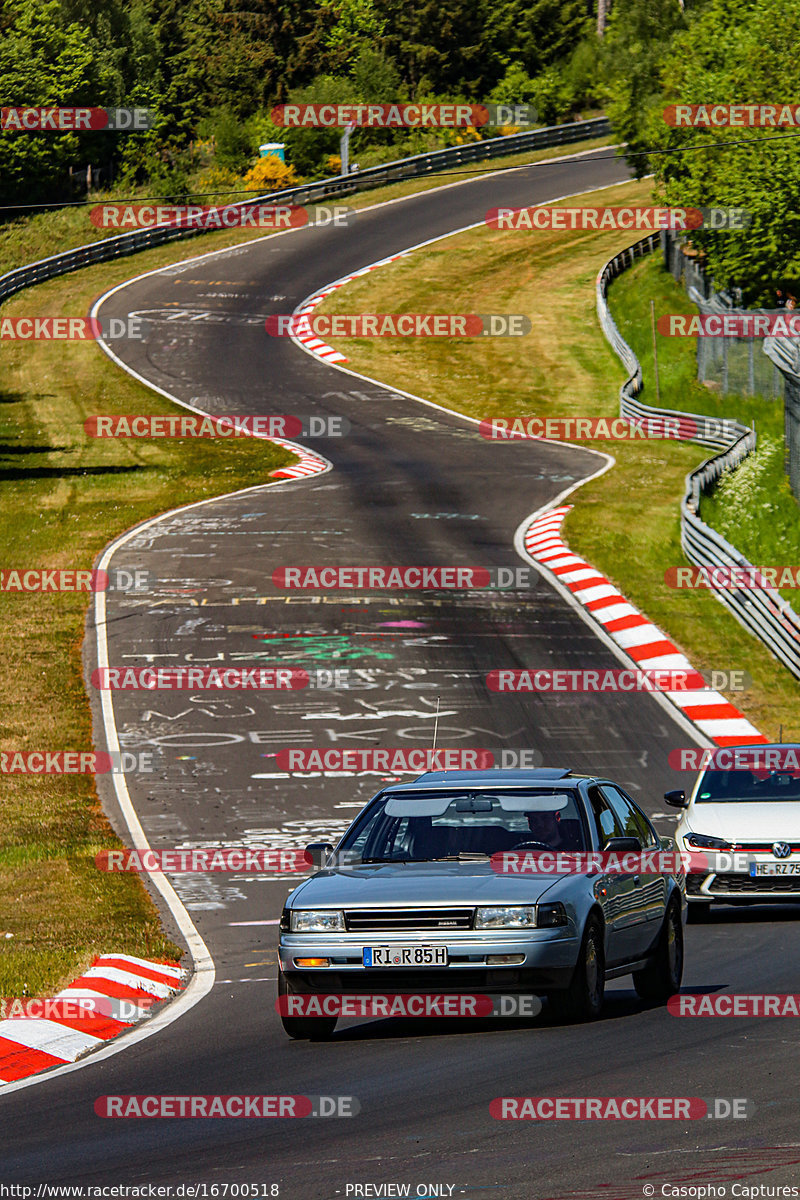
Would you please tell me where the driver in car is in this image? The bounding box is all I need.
[514,808,568,851]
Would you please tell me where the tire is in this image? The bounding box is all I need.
[277,972,337,1041]
[686,902,712,924]
[548,915,605,1023]
[632,898,684,1002]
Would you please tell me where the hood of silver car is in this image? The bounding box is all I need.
[287,862,564,907]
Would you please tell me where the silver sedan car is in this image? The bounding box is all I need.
[277,768,685,1038]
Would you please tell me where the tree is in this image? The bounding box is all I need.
[376,0,493,96]
[318,0,385,74]
[599,0,688,177]
[487,0,592,82]
[645,0,800,299]
[0,0,119,206]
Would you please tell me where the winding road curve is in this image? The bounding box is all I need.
[4,146,800,1199]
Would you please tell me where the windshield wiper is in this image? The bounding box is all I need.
[361,856,412,864]
[425,852,491,861]
[361,852,491,863]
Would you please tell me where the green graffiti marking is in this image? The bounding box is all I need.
[241,634,397,662]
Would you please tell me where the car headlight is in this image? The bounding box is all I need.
[475,906,536,929]
[684,833,733,851]
[290,909,345,933]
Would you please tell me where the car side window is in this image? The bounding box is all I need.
[586,785,624,848]
[620,789,659,847]
[600,785,655,847]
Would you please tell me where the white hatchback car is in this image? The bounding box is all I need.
[665,744,800,920]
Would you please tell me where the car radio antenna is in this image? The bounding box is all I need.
[431,696,441,754]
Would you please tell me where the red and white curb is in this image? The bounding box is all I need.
[290,252,407,364]
[524,506,768,747]
[0,955,187,1085]
[268,435,328,480]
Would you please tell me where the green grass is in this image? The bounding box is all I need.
[610,256,800,598]
[703,436,800,572]
[313,176,800,741]
[0,247,293,999]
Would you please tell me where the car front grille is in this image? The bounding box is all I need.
[343,907,475,933]
[710,874,800,895]
[733,843,800,853]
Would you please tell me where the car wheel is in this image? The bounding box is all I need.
[686,902,712,924]
[549,915,605,1023]
[277,972,337,1041]
[632,898,684,1002]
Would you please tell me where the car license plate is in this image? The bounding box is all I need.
[363,946,448,967]
[750,861,800,876]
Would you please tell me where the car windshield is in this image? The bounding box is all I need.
[696,769,800,803]
[338,789,589,862]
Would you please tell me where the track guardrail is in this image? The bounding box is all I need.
[1,117,611,306]
[597,234,800,679]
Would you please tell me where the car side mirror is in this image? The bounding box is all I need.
[305,842,334,869]
[604,836,642,853]
[664,790,688,809]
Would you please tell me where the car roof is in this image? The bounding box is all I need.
[701,743,800,768]
[384,768,591,791]
[707,743,800,750]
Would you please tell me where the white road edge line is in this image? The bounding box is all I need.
[286,175,712,749]
[0,143,632,1095]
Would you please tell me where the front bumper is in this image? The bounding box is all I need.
[687,868,800,902]
[278,928,579,992]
